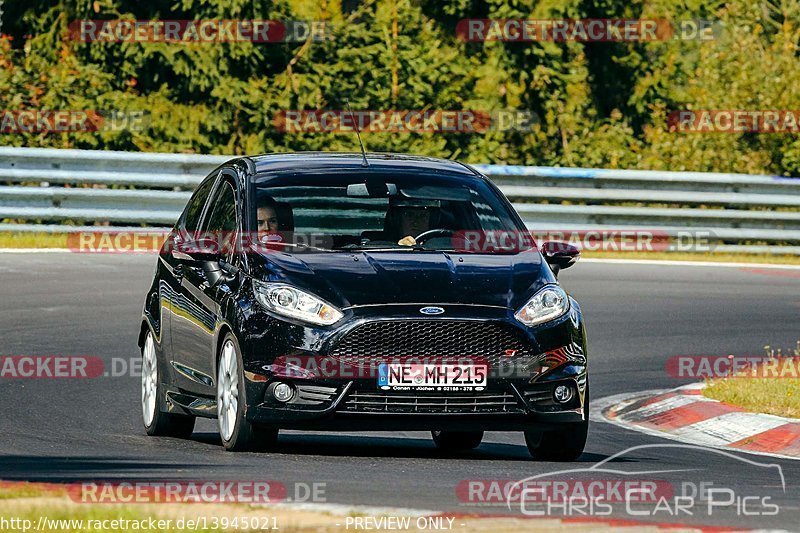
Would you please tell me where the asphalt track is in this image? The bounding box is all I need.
[1,253,799,529]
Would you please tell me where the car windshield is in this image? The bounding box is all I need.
[251,172,532,253]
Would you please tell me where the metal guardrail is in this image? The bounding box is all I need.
[1,146,800,254]
[474,164,800,191]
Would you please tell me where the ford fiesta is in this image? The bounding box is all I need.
[138,152,589,460]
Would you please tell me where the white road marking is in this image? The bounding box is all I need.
[672,412,790,446]
[594,389,800,461]
[613,393,701,421]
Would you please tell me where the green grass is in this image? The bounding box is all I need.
[0,232,70,248]
[0,483,55,500]
[704,343,800,419]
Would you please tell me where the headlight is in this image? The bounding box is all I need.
[252,280,343,326]
[514,285,570,327]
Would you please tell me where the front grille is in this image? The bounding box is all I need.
[342,390,524,414]
[329,320,536,368]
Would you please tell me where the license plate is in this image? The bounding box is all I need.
[377,363,487,391]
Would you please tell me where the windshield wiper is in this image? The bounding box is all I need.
[257,241,333,253]
[333,244,414,252]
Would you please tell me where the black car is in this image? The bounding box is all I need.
[139,152,588,460]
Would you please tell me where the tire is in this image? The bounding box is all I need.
[431,430,484,452]
[141,330,195,438]
[525,385,589,461]
[217,333,278,452]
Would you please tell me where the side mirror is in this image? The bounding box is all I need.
[541,241,580,277]
[172,237,221,263]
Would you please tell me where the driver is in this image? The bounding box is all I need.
[389,198,441,246]
[256,197,281,242]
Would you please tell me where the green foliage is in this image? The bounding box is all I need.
[0,0,799,174]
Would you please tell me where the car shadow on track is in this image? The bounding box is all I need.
[189,432,623,463]
[0,455,218,482]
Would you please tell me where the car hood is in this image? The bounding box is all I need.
[250,250,555,309]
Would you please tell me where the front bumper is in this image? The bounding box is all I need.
[239,299,588,431]
[245,375,587,431]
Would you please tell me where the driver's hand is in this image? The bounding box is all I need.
[397,236,417,246]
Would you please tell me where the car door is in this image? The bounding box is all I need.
[170,172,239,396]
[160,174,216,376]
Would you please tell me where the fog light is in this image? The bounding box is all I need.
[553,384,574,404]
[272,382,295,403]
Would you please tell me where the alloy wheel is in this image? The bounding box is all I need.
[217,340,240,442]
[141,333,158,427]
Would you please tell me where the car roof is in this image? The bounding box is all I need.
[247,152,480,177]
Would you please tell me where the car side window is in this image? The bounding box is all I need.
[183,177,216,233]
[204,181,237,233]
[202,180,238,262]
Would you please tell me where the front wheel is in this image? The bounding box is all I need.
[141,330,195,438]
[217,334,278,452]
[431,430,484,452]
[524,420,587,461]
[525,386,589,461]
